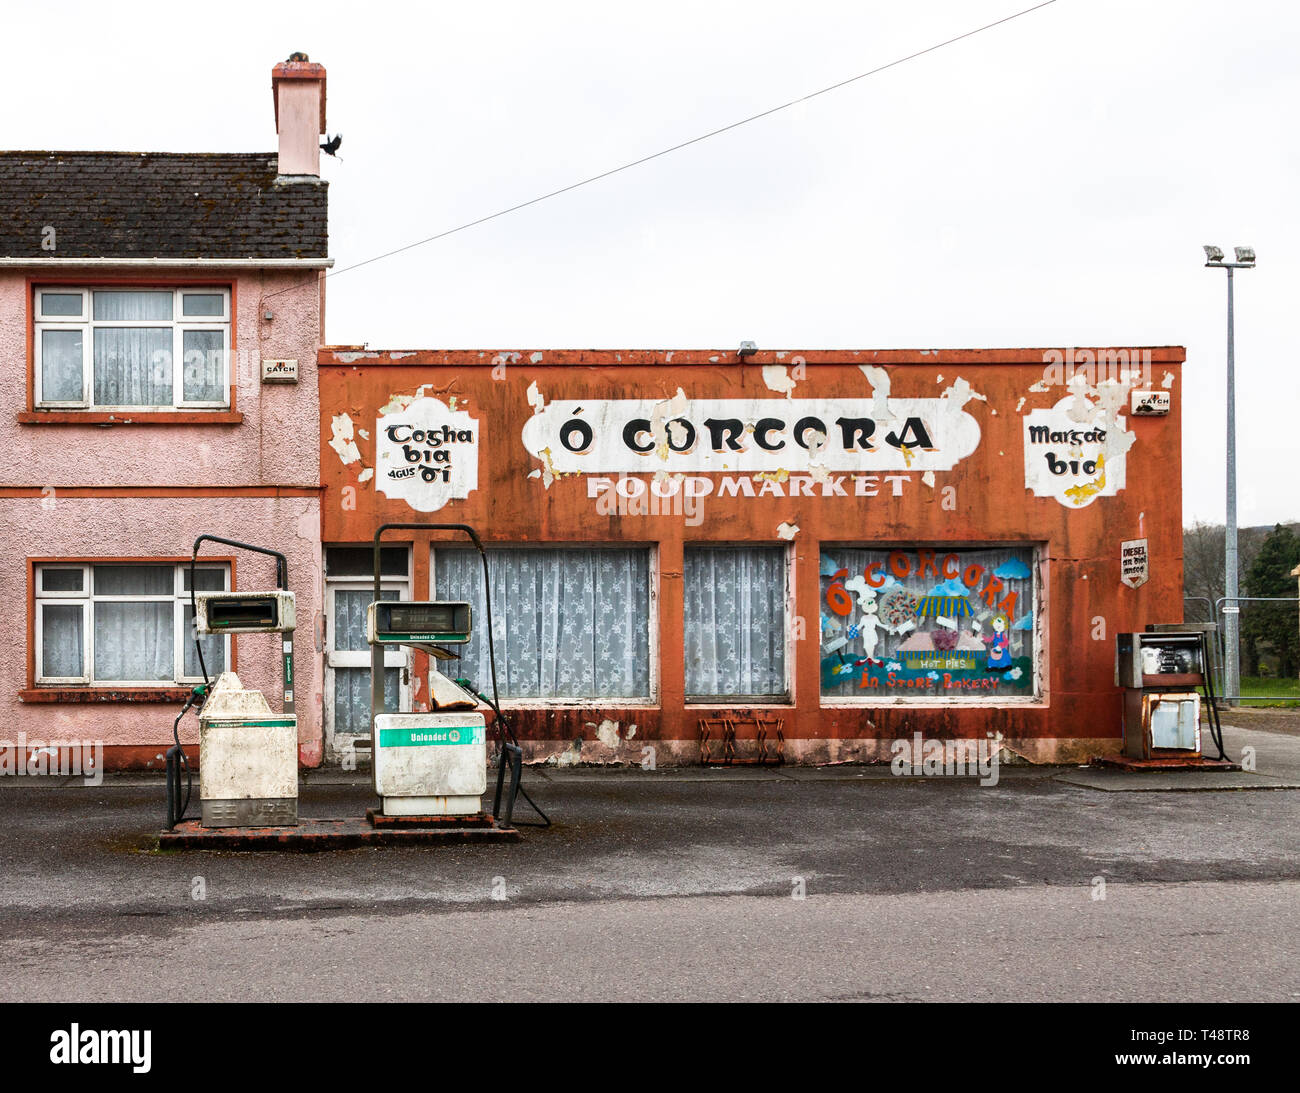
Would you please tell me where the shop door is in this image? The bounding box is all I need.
[325,582,410,752]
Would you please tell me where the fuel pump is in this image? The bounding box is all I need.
[165,535,298,829]
[366,523,546,830]
[1114,629,1227,763]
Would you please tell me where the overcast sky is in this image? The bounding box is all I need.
[5,0,1296,528]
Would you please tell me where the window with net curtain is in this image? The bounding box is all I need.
[34,288,229,408]
[35,563,227,685]
[683,545,788,699]
[433,546,652,700]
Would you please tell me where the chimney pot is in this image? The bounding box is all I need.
[271,56,327,177]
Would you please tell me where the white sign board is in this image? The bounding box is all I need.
[521,397,982,475]
[1121,538,1149,588]
[1022,397,1130,509]
[375,398,479,512]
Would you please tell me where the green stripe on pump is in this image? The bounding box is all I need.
[378,725,484,748]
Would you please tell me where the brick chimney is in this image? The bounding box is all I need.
[272,53,327,178]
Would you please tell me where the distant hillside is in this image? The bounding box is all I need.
[1184,520,1300,619]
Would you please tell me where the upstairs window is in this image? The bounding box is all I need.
[34,288,231,410]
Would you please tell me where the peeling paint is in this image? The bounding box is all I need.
[357,467,373,483]
[858,364,895,423]
[536,445,573,488]
[553,739,583,767]
[595,719,621,748]
[328,414,361,464]
[530,352,544,364]
[777,521,799,540]
[939,376,987,414]
[650,387,690,461]
[762,364,798,397]
[921,469,936,488]
[1016,397,1026,412]
[1162,371,1175,389]
[526,380,546,415]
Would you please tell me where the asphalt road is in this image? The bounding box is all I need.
[1,722,1296,1002]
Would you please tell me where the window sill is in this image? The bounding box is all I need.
[18,411,242,425]
[20,687,196,704]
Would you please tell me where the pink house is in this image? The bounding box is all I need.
[0,58,331,770]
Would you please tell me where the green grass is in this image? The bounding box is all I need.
[1234,675,1300,707]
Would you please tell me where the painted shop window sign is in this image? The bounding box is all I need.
[33,288,231,410]
[35,563,229,686]
[433,545,653,702]
[683,545,788,700]
[820,547,1039,700]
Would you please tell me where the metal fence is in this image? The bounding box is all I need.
[1182,595,1300,704]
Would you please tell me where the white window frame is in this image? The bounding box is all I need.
[428,542,659,708]
[323,574,412,749]
[682,542,793,705]
[34,562,230,687]
[34,287,232,410]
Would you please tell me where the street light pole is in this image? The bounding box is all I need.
[1203,245,1255,707]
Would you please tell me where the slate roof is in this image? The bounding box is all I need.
[0,152,328,259]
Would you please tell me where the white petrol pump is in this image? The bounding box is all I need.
[366,523,532,829]
[165,535,299,830]
[367,598,486,816]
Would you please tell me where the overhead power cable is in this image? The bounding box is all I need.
[270,1,1059,296]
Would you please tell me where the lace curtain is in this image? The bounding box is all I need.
[93,328,172,406]
[683,546,787,697]
[37,564,226,683]
[333,668,400,734]
[91,292,174,406]
[40,604,84,678]
[40,330,83,401]
[434,547,651,699]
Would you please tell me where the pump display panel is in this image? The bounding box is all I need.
[367,601,472,645]
[195,591,296,634]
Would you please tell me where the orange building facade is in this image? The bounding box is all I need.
[318,346,1185,766]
